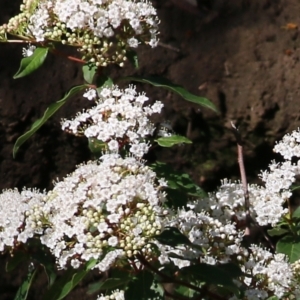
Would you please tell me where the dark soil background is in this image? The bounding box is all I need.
[1,0,300,298]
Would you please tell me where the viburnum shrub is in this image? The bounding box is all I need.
[1,1,300,300]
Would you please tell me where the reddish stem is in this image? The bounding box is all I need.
[51,48,86,64]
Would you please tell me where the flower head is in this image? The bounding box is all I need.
[62,85,163,158]
[35,154,165,270]
[7,0,160,66]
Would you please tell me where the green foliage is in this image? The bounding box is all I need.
[125,270,162,300]
[95,74,114,95]
[44,260,96,300]
[14,265,37,300]
[179,263,243,296]
[13,84,88,157]
[6,251,30,272]
[32,247,57,287]
[122,75,218,112]
[269,211,300,262]
[88,138,107,157]
[267,227,289,237]
[276,235,300,263]
[82,63,97,84]
[87,269,130,295]
[155,135,192,147]
[14,47,48,79]
[155,227,192,247]
[292,206,300,219]
[151,161,206,208]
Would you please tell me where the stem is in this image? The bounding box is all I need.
[51,48,86,64]
[231,122,275,250]
[3,39,32,43]
[230,122,250,220]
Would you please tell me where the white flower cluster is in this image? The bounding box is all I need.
[157,199,300,299]
[31,154,166,270]
[62,85,164,158]
[205,146,300,226]
[97,289,124,300]
[230,245,300,300]
[158,200,245,269]
[0,188,45,251]
[4,0,159,66]
[251,129,300,225]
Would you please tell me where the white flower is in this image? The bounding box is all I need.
[22,44,36,57]
[83,88,97,100]
[97,289,125,300]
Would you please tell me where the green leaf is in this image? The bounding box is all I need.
[276,235,300,262]
[88,138,107,157]
[126,50,139,69]
[86,258,98,270]
[293,206,300,219]
[267,227,289,237]
[125,270,156,300]
[180,263,242,294]
[32,248,56,287]
[93,277,130,292]
[44,268,88,300]
[14,266,37,300]
[6,251,30,272]
[150,162,207,209]
[175,285,197,298]
[82,63,97,84]
[14,47,48,79]
[149,280,164,300]
[96,74,114,95]
[87,268,130,294]
[122,76,218,112]
[155,227,192,247]
[13,84,88,157]
[155,135,192,147]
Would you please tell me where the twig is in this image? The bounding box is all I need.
[51,48,86,64]
[158,41,181,53]
[230,122,275,250]
[230,122,250,221]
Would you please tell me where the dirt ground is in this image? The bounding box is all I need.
[1,0,300,298]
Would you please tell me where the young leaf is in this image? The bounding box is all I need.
[276,235,300,262]
[13,84,88,157]
[155,227,192,247]
[14,266,37,300]
[122,76,218,112]
[82,63,97,84]
[14,47,48,79]
[155,135,192,147]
